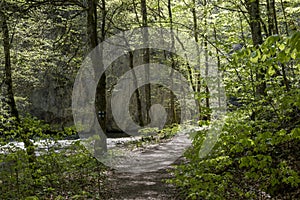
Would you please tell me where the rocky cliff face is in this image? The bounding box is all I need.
[30,74,74,129]
[29,51,178,132]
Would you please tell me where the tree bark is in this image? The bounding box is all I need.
[87,0,98,51]
[99,0,107,132]
[280,0,289,36]
[270,0,279,35]
[129,52,144,126]
[247,0,263,46]
[1,11,19,121]
[246,0,266,97]
[191,0,205,121]
[87,0,107,154]
[167,0,178,124]
[141,0,151,125]
[266,0,279,35]
[266,0,273,36]
[203,0,210,120]
[1,9,36,181]
[213,27,222,109]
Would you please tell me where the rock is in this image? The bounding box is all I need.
[30,74,73,129]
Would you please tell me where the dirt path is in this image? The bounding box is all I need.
[103,127,202,199]
[108,161,182,200]
[104,134,193,199]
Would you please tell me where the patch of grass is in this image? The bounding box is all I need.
[121,124,180,149]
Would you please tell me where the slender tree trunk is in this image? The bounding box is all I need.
[266,0,279,35]
[99,0,107,137]
[246,0,265,97]
[87,0,98,51]
[167,0,177,124]
[270,0,289,91]
[191,0,203,121]
[141,0,151,124]
[100,0,106,42]
[186,63,196,93]
[213,27,222,109]
[99,0,107,130]
[129,52,144,126]
[270,0,279,34]
[247,0,263,46]
[281,63,290,92]
[1,10,36,182]
[280,0,289,36]
[266,0,274,36]
[87,0,107,154]
[203,0,210,120]
[1,11,19,121]
[132,0,141,25]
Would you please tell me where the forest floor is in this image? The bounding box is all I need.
[102,132,194,199]
[107,163,181,200]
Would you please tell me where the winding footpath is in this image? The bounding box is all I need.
[108,165,181,200]
[104,129,200,199]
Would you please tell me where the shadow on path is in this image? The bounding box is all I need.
[108,160,183,200]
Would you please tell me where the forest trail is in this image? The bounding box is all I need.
[108,161,181,200]
[103,130,198,199]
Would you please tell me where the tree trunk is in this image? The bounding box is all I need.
[191,0,203,121]
[266,0,279,35]
[247,0,263,46]
[87,0,107,154]
[270,0,279,35]
[1,10,36,182]
[280,0,289,36]
[99,0,107,133]
[213,27,222,110]
[266,0,273,36]
[87,0,98,51]
[203,0,210,120]
[141,0,151,125]
[167,0,177,124]
[1,11,19,121]
[129,52,144,126]
[246,0,266,97]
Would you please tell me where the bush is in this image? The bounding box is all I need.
[0,115,109,199]
[170,33,300,199]
[170,109,300,199]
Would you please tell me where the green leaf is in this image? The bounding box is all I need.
[261,54,268,62]
[264,35,280,46]
[277,51,289,63]
[250,50,260,63]
[291,49,298,59]
[289,31,300,51]
[267,66,276,76]
[279,43,285,51]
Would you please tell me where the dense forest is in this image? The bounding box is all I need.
[0,0,300,199]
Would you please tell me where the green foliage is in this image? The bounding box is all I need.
[171,111,300,199]
[0,115,109,199]
[126,124,180,148]
[2,0,300,199]
[171,32,300,199]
